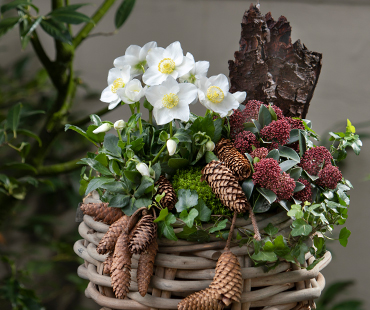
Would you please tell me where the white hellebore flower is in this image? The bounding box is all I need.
[143,41,193,86]
[136,163,150,177]
[93,123,112,134]
[198,74,239,118]
[114,120,125,130]
[117,79,146,104]
[179,52,209,85]
[232,91,247,104]
[100,65,131,110]
[114,41,157,77]
[205,141,215,152]
[145,76,197,125]
[167,139,177,156]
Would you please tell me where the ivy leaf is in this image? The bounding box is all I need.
[177,226,197,239]
[292,242,309,265]
[339,227,351,247]
[273,235,290,257]
[40,18,72,44]
[242,179,254,200]
[287,204,304,219]
[109,194,131,208]
[279,146,300,162]
[264,223,279,236]
[115,0,136,29]
[291,219,312,236]
[77,158,113,176]
[175,189,198,212]
[306,257,325,271]
[180,208,199,228]
[194,199,212,222]
[85,177,114,195]
[313,235,326,256]
[154,208,168,223]
[7,103,22,138]
[251,251,278,262]
[158,214,177,241]
[209,219,228,233]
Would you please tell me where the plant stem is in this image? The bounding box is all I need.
[129,104,135,115]
[127,132,130,145]
[149,110,153,125]
[151,143,167,165]
[37,158,80,176]
[117,130,123,142]
[169,121,173,137]
[136,102,143,134]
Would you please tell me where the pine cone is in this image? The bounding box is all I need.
[209,250,243,306]
[129,215,157,254]
[96,215,129,255]
[137,238,158,296]
[111,231,132,299]
[214,138,251,181]
[201,161,249,213]
[177,288,224,310]
[80,202,123,225]
[155,175,177,210]
[103,252,113,275]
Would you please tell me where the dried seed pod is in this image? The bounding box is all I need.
[111,231,132,299]
[210,250,243,306]
[214,138,251,181]
[177,288,224,310]
[155,175,177,210]
[96,215,129,255]
[137,238,158,296]
[129,215,157,254]
[103,252,113,275]
[80,202,123,225]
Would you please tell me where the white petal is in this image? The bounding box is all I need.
[142,67,167,86]
[185,52,195,62]
[164,41,183,65]
[194,61,209,77]
[100,86,116,102]
[176,56,194,77]
[232,91,246,104]
[125,45,141,57]
[108,98,121,110]
[120,65,132,83]
[107,68,123,85]
[213,93,239,117]
[209,74,229,94]
[169,103,190,123]
[166,139,177,156]
[147,47,165,67]
[116,88,133,104]
[178,83,198,104]
[113,55,137,69]
[139,41,157,61]
[145,84,165,105]
[153,106,174,125]
[162,76,180,94]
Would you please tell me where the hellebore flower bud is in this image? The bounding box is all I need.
[136,163,150,177]
[205,140,215,152]
[114,119,125,130]
[167,139,177,156]
[93,123,112,134]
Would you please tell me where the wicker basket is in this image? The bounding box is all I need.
[74,195,331,310]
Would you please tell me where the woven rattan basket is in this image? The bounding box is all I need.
[74,195,331,310]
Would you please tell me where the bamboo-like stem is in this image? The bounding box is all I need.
[225,211,238,250]
[37,158,81,176]
[73,0,117,49]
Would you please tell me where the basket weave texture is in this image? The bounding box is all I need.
[74,196,331,310]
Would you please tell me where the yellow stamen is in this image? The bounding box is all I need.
[162,93,179,109]
[158,58,176,74]
[111,78,125,93]
[207,86,224,104]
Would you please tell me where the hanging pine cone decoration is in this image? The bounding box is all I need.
[103,252,113,275]
[201,161,249,213]
[137,238,158,297]
[128,215,157,254]
[80,202,123,225]
[96,215,129,255]
[155,175,177,210]
[111,231,132,299]
[214,138,251,181]
[210,250,243,306]
[177,288,224,310]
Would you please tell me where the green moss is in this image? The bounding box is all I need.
[172,167,233,217]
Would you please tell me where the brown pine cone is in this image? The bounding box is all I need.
[80,202,123,225]
[201,161,249,213]
[129,215,157,254]
[111,231,132,299]
[210,250,243,306]
[103,252,113,275]
[214,138,251,181]
[177,288,224,310]
[137,238,158,296]
[96,215,129,255]
[155,175,177,210]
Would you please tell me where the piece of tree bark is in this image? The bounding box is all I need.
[228,4,322,118]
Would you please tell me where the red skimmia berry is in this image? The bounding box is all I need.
[299,146,333,176]
[260,119,291,145]
[271,172,296,201]
[285,117,305,130]
[234,131,260,154]
[316,165,342,189]
[250,147,269,159]
[294,178,313,203]
[252,158,281,188]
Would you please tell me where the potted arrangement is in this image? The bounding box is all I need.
[71,5,362,310]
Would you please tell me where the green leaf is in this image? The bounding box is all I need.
[289,167,302,181]
[298,130,307,157]
[134,198,152,209]
[130,138,145,152]
[294,181,305,193]
[158,130,168,143]
[134,176,154,197]
[339,227,351,247]
[94,153,108,166]
[287,204,304,219]
[158,214,177,241]
[264,223,279,236]
[175,189,198,212]
[17,129,42,147]
[306,257,325,271]
[258,104,272,128]
[318,281,355,306]
[278,199,291,212]
[209,219,228,233]
[86,125,105,143]
[194,199,212,222]
[124,170,141,184]
[90,114,102,126]
[20,16,42,49]
[154,208,168,223]
[152,162,161,182]
[115,0,136,29]
[65,124,98,146]
[173,128,192,142]
[266,149,279,161]
[251,251,278,262]
[254,194,271,213]
[205,151,218,163]
[18,175,38,187]
[180,208,199,228]
[0,16,21,36]
[168,158,189,169]
[103,134,121,157]
[176,226,197,239]
[50,8,91,24]
[78,158,112,176]
[241,179,254,200]
[109,160,121,176]
[273,235,290,257]
[40,18,72,44]
[213,118,223,142]
[7,103,22,138]
[1,0,36,14]
[288,128,299,144]
[346,119,356,133]
[279,146,300,162]
[1,162,37,174]
[291,219,312,236]
[292,242,309,265]
[256,187,276,204]
[279,160,297,172]
[109,194,131,208]
[122,197,137,216]
[313,235,326,256]
[268,105,278,121]
[85,177,114,195]
[187,230,210,243]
